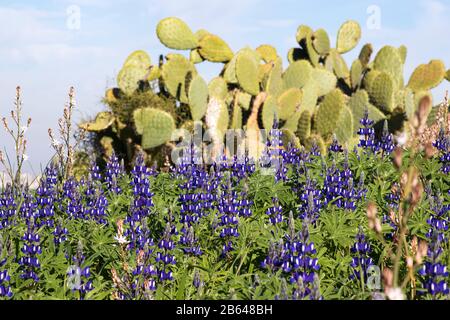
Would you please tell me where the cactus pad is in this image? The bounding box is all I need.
[79,111,115,132]
[161,54,196,103]
[348,89,385,135]
[190,49,204,64]
[335,105,354,144]
[283,60,313,90]
[117,65,148,95]
[133,108,176,149]
[312,28,331,55]
[230,103,242,129]
[256,44,278,63]
[373,45,404,88]
[208,77,228,100]
[336,20,361,54]
[311,68,337,96]
[156,17,198,50]
[236,50,260,95]
[266,57,284,97]
[261,95,277,129]
[407,60,446,91]
[304,134,326,155]
[188,75,209,121]
[237,91,252,110]
[300,81,319,114]
[358,43,373,67]
[123,50,151,69]
[198,34,234,63]
[368,72,395,113]
[277,88,302,120]
[328,49,350,79]
[297,110,312,143]
[315,89,346,138]
[350,59,363,90]
[398,45,407,64]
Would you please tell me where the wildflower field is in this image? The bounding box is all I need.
[1,15,450,301]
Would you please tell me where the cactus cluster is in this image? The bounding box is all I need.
[79,17,449,167]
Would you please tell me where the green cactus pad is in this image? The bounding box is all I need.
[236,51,260,95]
[230,103,242,129]
[373,45,404,88]
[261,95,277,129]
[312,28,331,55]
[161,54,196,103]
[190,49,204,64]
[258,63,273,83]
[315,89,346,138]
[194,29,210,41]
[362,69,380,90]
[156,17,198,50]
[117,65,148,95]
[123,50,151,69]
[79,111,115,132]
[266,57,284,97]
[328,49,350,79]
[277,88,302,120]
[336,20,361,54]
[398,45,407,64]
[407,60,446,91]
[208,77,228,100]
[188,75,208,121]
[311,68,337,96]
[297,110,312,143]
[198,34,234,63]
[133,108,176,149]
[335,105,354,144]
[282,110,302,132]
[368,72,395,113]
[301,81,319,114]
[238,91,252,110]
[282,60,313,90]
[445,69,450,82]
[358,43,373,66]
[350,59,363,90]
[348,89,386,135]
[223,55,238,84]
[296,25,313,44]
[305,30,320,67]
[256,44,278,63]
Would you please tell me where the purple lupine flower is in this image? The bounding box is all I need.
[0,184,16,230]
[180,224,202,256]
[350,229,374,282]
[156,222,176,281]
[125,154,155,251]
[378,120,395,154]
[329,135,343,153]
[266,198,283,225]
[18,218,41,282]
[104,152,123,194]
[0,270,13,298]
[358,110,379,152]
[433,128,450,174]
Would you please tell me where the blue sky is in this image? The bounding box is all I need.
[1,0,449,174]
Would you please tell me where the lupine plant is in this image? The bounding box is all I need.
[0,85,450,300]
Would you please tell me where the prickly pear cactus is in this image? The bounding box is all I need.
[133,108,176,149]
[80,16,447,170]
[407,60,446,92]
[336,20,361,54]
[156,17,198,50]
